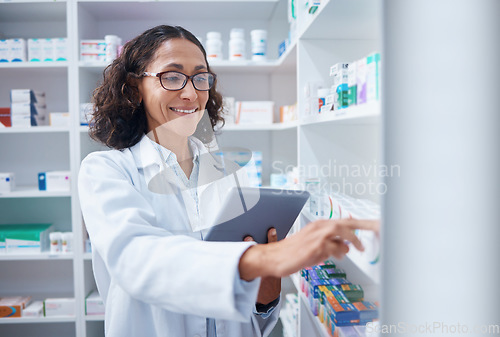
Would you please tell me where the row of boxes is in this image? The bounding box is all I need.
[329,52,381,113]
[10,89,47,127]
[0,291,104,318]
[0,297,75,318]
[0,38,67,63]
[0,224,53,254]
[0,171,70,194]
[300,261,379,337]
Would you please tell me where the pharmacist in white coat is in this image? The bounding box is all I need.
[79,25,378,337]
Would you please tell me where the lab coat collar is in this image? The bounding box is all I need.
[129,134,231,194]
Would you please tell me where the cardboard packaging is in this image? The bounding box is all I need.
[44,298,75,317]
[38,171,70,192]
[23,301,44,317]
[235,101,274,124]
[3,223,53,254]
[0,172,15,193]
[0,296,32,318]
[85,290,105,315]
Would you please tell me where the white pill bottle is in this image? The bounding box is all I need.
[229,28,245,61]
[250,29,267,61]
[206,32,222,60]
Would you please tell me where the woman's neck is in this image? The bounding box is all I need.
[149,127,192,164]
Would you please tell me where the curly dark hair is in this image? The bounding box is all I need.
[90,25,224,150]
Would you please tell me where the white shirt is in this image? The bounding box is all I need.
[78,135,280,337]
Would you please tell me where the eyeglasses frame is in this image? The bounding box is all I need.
[142,70,217,91]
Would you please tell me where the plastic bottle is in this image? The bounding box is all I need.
[62,232,73,253]
[229,28,245,61]
[105,35,119,63]
[250,29,267,61]
[50,232,62,254]
[206,32,222,60]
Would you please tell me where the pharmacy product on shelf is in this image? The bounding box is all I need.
[80,103,93,126]
[229,28,246,61]
[235,101,274,124]
[250,29,267,61]
[0,107,11,127]
[300,261,379,336]
[206,32,222,60]
[0,39,27,62]
[10,89,47,127]
[49,232,62,254]
[61,232,73,253]
[331,63,349,112]
[23,301,44,317]
[49,112,70,127]
[38,171,71,192]
[43,298,75,317]
[0,296,32,317]
[80,40,106,63]
[85,290,105,315]
[28,38,68,62]
[366,52,381,102]
[0,172,15,193]
[1,224,53,254]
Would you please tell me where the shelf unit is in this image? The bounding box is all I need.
[0,1,381,336]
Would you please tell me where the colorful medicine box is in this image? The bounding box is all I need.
[0,296,32,317]
[330,284,364,302]
[353,301,379,321]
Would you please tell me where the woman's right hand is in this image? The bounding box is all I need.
[238,219,380,281]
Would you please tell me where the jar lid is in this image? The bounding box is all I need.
[230,28,245,39]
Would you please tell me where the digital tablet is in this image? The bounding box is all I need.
[204,187,310,244]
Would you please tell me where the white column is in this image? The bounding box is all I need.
[382,0,500,336]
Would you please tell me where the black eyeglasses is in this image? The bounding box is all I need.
[142,71,216,91]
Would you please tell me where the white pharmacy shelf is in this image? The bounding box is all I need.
[85,315,104,322]
[0,126,70,134]
[0,186,71,198]
[0,316,75,324]
[0,62,68,69]
[301,102,381,126]
[291,275,330,337]
[0,252,74,261]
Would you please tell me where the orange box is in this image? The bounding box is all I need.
[0,296,32,318]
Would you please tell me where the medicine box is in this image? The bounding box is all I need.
[0,40,9,62]
[9,39,27,62]
[236,101,274,124]
[49,112,70,127]
[28,39,43,61]
[80,40,106,63]
[0,296,32,318]
[44,298,75,317]
[38,171,71,192]
[23,301,44,317]
[0,172,15,193]
[85,290,105,315]
[80,103,93,125]
[367,52,381,102]
[3,223,53,254]
[330,63,349,111]
[356,58,368,104]
[0,107,11,127]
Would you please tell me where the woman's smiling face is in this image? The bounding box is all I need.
[138,38,209,138]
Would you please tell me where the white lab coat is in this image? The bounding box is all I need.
[78,135,280,337]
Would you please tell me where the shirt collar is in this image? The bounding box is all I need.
[130,134,203,170]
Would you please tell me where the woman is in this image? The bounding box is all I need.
[79,25,379,337]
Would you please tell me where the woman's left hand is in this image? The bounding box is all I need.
[244,228,281,305]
